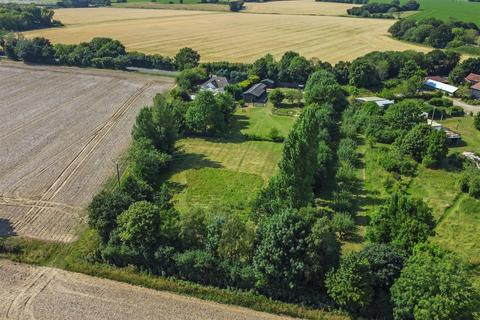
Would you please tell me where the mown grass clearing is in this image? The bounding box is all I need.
[235,105,298,140]
[170,167,264,214]
[24,7,428,63]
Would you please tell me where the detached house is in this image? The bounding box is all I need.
[200,75,229,94]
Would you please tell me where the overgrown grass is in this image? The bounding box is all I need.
[355,114,480,291]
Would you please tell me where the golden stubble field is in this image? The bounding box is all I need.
[25,7,429,64]
[243,0,353,16]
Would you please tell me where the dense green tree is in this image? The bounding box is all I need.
[174,47,200,70]
[116,200,177,252]
[333,61,351,85]
[277,51,300,82]
[251,53,277,80]
[391,243,476,320]
[132,95,178,153]
[119,171,154,202]
[254,104,334,215]
[176,67,208,92]
[399,124,448,167]
[326,244,404,318]
[384,100,423,134]
[304,70,347,112]
[0,4,58,31]
[349,60,380,89]
[253,209,340,300]
[14,37,54,63]
[427,25,454,48]
[424,50,460,76]
[128,139,170,186]
[177,208,208,249]
[186,90,225,135]
[287,55,312,84]
[88,190,133,242]
[366,193,435,254]
[269,89,285,107]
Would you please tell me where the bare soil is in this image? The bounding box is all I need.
[0,259,293,320]
[0,62,175,242]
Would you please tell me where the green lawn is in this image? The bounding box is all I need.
[162,106,293,215]
[377,0,480,25]
[235,105,298,141]
[441,116,480,155]
[171,167,264,215]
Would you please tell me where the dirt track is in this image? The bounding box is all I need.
[0,62,174,242]
[0,259,293,320]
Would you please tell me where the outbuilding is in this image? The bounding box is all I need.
[242,83,267,104]
[355,96,395,108]
[472,82,480,100]
[465,73,480,85]
[424,79,458,96]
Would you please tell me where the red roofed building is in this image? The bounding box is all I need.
[426,76,449,84]
[465,73,480,85]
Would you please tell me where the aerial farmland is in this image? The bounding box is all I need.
[0,62,174,242]
[24,7,429,64]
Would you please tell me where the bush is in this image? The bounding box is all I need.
[474,112,480,131]
[379,148,417,176]
[269,89,285,107]
[331,213,356,239]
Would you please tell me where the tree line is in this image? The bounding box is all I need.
[347,0,420,19]
[0,4,61,32]
[389,17,480,50]
[0,36,201,71]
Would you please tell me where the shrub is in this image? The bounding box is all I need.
[269,89,285,108]
[474,112,480,131]
[331,213,356,239]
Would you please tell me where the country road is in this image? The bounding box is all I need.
[452,98,480,115]
[0,259,295,320]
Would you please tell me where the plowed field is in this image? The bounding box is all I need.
[0,62,174,242]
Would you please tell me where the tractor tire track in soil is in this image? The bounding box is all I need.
[0,259,294,320]
[0,63,174,242]
[13,83,153,236]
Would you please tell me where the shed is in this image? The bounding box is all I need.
[471,82,480,100]
[261,79,275,88]
[242,83,267,104]
[465,73,480,85]
[424,79,458,96]
[356,97,395,108]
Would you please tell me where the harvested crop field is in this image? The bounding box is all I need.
[0,62,174,242]
[243,0,353,16]
[24,7,429,63]
[0,259,293,320]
